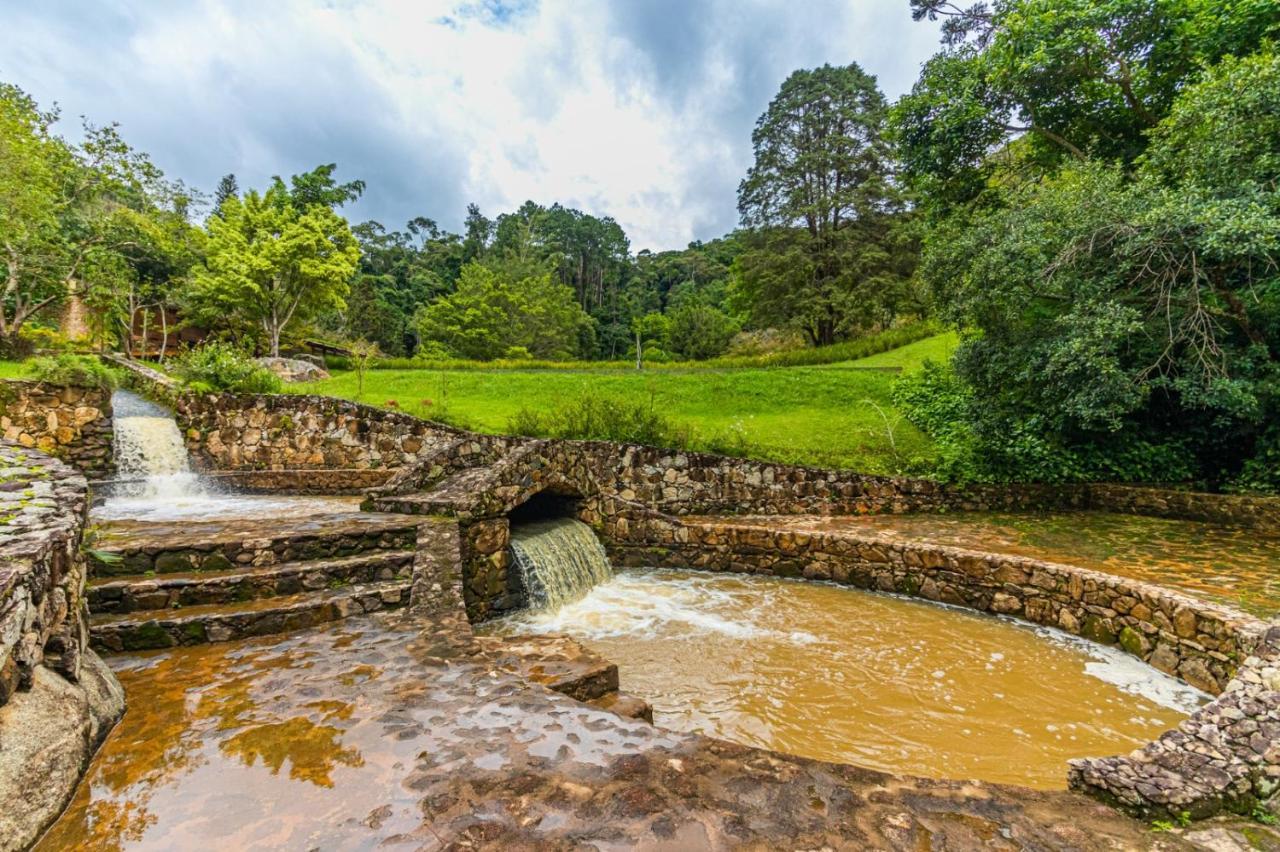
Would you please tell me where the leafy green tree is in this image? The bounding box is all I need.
[414,262,592,361]
[631,311,671,367]
[213,173,238,214]
[188,184,360,357]
[896,0,1280,210]
[348,217,462,355]
[281,163,365,211]
[0,83,190,354]
[736,63,912,346]
[461,203,492,263]
[666,302,739,361]
[915,49,1280,487]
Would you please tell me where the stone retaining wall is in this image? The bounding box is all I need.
[110,355,471,473]
[176,393,465,472]
[1089,484,1280,533]
[0,442,124,850]
[603,509,1278,820]
[605,512,1263,695]
[1069,626,1280,819]
[589,443,1091,517]
[0,442,93,703]
[0,381,113,479]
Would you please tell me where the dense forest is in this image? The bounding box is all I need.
[1,0,1277,490]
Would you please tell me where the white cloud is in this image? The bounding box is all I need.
[0,0,940,250]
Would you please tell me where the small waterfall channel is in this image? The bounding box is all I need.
[510,518,614,610]
[95,389,215,521]
[109,389,206,500]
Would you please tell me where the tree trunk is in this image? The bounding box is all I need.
[158,307,170,363]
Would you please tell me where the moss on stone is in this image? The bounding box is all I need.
[1081,614,1117,646]
[121,622,175,651]
[200,552,234,572]
[1118,625,1147,657]
[154,552,195,574]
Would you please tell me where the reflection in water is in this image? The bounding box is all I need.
[708,511,1280,616]
[35,618,415,852]
[486,568,1207,789]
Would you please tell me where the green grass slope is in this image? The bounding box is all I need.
[296,332,957,474]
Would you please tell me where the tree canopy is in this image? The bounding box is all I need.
[893,0,1280,490]
[736,63,914,345]
[188,182,360,357]
[414,262,592,361]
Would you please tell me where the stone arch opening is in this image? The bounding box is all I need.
[507,489,584,525]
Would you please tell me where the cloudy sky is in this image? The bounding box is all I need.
[1,0,941,251]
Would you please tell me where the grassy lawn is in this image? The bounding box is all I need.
[295,332,956,473]
[0,361,30,379]
[835,331,957,370]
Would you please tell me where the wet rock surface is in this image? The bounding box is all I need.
[36,611,1231,851]
[0,652,123,852]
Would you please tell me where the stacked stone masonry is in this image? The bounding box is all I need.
[0,382,113,480]
[98,358,1280,821]
[1070,626,1280,818]
[0,442,125,851]
[0,442,92,705]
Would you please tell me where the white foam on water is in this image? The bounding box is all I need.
[99,389,210,515]
[97,390,365,522]
[1026,624,1209,715]
[501,569,815,644]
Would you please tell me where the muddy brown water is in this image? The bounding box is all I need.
[486,568,1207,790]
[697,510,1280,617]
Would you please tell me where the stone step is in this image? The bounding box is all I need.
[90,580,413,652]
[88,513,423,578]
[87,550,417,615]
[364,490,458,517]
[589,691,654,723]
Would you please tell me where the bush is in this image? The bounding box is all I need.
[174,342,283,394]
[412,340,453,362]
[20,326,74,353]
[28,354,118,390]
[666,303,739,360]
[892,361,1197,485]
[506,393,691,449]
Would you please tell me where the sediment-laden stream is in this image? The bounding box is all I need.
[485,568,1207,789]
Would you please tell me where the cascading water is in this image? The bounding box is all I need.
[109,389,206,500]
[509,518,614,610]
[96,389,362,522]
[94,389,210,520]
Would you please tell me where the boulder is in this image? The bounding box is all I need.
[255,357,330,383]
[0,651,125,852]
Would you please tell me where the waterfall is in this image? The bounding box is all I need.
[107,389,206,502]
[510,518,614,610]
